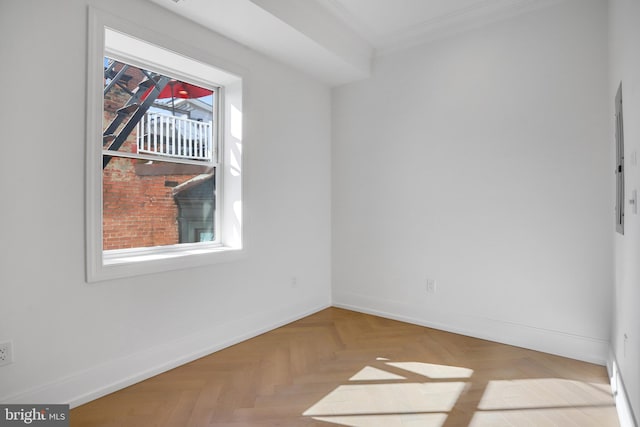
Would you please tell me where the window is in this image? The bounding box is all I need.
[615,82,624,235]
[103,56,218,250]
[87,10,243,282]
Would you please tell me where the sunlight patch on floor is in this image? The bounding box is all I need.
[469,406,619,427]
[303,360,617,427]
[478,378,615,410]
[349,366,407,381]
[385,362,474,379]
[304,361,470,426]
[303,382,467,416]
[467,378,619,426]
[312,413,447,427]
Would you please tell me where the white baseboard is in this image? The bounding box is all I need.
[333,291,609,365]
[2,300,330,408]
[608,348,639,427]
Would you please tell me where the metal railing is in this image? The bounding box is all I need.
[137,112,213,161]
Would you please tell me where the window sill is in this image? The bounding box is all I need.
[88,244,245,283]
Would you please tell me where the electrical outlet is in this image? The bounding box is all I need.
[291,276,298,288]
[426,279,437,294]
[0,341,12,366]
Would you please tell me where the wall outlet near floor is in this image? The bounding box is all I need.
[291,276,298,288]
[426,279,437,294]
[0,341,13,366]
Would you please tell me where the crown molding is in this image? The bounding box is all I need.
[317,0,568,57]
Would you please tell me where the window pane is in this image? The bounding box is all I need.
[103,157,215,250]
[102,56,217,251]
[103,57,215,164]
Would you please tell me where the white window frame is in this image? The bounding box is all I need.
[86,8,244,282]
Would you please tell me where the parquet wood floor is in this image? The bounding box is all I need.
[70,308,619,426]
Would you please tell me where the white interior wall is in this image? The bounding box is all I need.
[0,0,331,405]
[610,0,640,422]
[332,0,612,364]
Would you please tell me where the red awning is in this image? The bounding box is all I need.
[143,79,213,100]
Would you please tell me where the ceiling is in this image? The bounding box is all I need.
[149,0,564,86]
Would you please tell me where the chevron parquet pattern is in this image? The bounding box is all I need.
[70,308,619,426]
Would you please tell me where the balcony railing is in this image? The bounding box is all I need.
[137,112,213,162]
